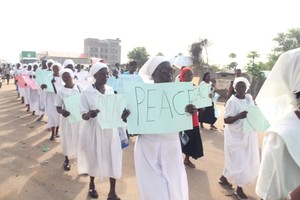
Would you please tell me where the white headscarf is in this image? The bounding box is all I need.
[59,68,75,78]
[233,77,251,92]
[51,63,62,71]
[63,59,75,68]
[138,56,170,82]
[46,59,54,66]
[88,62,109,82]
[256,47,300,124]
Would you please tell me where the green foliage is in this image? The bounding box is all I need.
[127,47,150,67]
[267,28,300,69]
[189,39,209,66]
[156,52,164,56]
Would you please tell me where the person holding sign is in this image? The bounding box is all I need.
[132,56,196,200]
[179,67,204,168]
[219,77,259,200]
[45,62,63,140]
[78,62,123,200]
[198,72,217,130]
[55,68,82,171]
[255,48,300,200]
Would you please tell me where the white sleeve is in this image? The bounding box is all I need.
[54,91,63,107]
[224,98,237,118]
[80,92,89,114]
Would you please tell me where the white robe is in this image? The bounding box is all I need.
[45,77,62,128]
[256,111,300,200]
[134,134,189,200]
[55,85,82,158]
[222,94,260,187]
[78,84,122,179]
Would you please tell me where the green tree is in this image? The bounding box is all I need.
[245,51,265,99]
[189,38,209,76]
[266,28,300,70]
[127,47,150,67]
[156,52,164,56]
[227,53,238,70]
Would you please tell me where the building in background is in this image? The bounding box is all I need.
[84,38,121,66]
[37,51,89,65]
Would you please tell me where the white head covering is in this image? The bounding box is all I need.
[63,59,75,68]
[138,56,170,82]
[46,59,54,66]
[88,62,109,82]
[59,68,75,78]
[91,57,104,64]
[233,77,250,92]
[51,62,62,71]
[256,47,300,124]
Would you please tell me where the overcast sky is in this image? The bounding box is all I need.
[0,0,299,68]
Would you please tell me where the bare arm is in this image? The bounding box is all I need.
[224,111,247,124]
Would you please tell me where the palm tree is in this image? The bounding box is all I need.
[247,51,260,67]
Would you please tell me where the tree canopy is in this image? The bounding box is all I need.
[127,47,150,67]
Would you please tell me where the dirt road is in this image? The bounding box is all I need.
[0,83,262,200]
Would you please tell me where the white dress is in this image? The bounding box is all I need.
[256,111,300,200]
[134,133,189,200]
[78,84,122,179]
[222,94,260,187]
[45,76,62,128]
[29,71,39,113]
[55,85,82,158]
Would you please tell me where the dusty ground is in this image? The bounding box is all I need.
[0,82,263,200]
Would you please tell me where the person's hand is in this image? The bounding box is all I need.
[51,79,55,84]
[41,84,47,89]
[89,109,100,118]
[121,108,130,122]
[24,83,27,87]
[185,104,197,115]
[82,113,91,120]
[33,75,36,79]
[209,93,212,98]
[62,110,70,117]
[238,111,248,119]
[29,75,33,79]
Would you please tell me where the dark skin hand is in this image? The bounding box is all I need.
[121,108,130,122]
[41,84,47,89]
[224,111,248,124]
[57,107,70,117]
[185,104,197,115]
[82,109,100,120]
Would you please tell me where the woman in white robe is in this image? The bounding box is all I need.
[219,77,260,200]
[78,62,122,199]
[255,48,300,200]
[44,62,62,140]
[55,68,81,171]
[132,56,196,200]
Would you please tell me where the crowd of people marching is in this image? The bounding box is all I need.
[1,50,300,200]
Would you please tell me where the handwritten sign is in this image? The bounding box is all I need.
[16,75,27,88]
[97,94,127,129]
[63,93,83,124]
[35,69,54,92]
[22,75,38,90]
[190,84,212,108]
[243,105,270,132]
[123,82,194,134]
[107,74,144,93]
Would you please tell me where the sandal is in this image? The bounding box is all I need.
[63,161,71,171]
[218,178,234,190]
[88,186,98,198]
[210,126,217,131]
[184,160,196,168]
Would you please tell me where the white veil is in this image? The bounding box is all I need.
[256,47,300,124]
